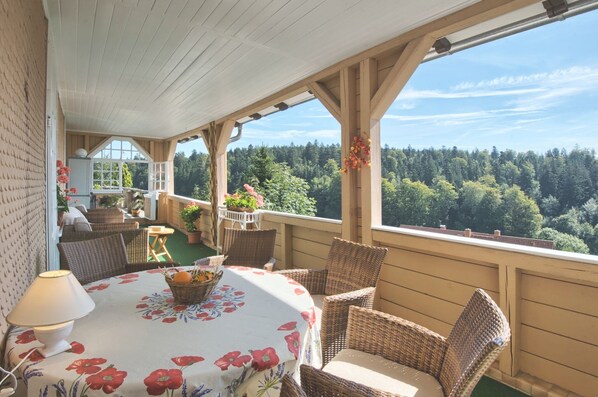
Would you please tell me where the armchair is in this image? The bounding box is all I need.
[60,222,149,266]
[277,238,387,365]
[222,228,277,271]
[58,234,163,285]
[316,289,510,396]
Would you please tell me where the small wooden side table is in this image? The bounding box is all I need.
[148,227,175,262]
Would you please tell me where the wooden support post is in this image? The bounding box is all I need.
[201,120,235,246]
[499,263,520,376]
[281,223,293,269]
[165,139,178,194]
[340,67,358,241]
[359,58,379,245]
[308,81,341,123]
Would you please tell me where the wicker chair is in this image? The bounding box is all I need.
[277,238,388,365]
[279,374,307,397]
[315,289,510,397]
[60,223,149,266]
[222,228,277,271]
[58,234,162,285]
[82,207,125,223]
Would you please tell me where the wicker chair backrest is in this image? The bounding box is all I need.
[324,238,387,296]
[222,228,276,268]
[58,234,130,285]
[440,288,511,397]
[279,374,307,397]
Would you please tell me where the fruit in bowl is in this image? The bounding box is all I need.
[164,268,217,285]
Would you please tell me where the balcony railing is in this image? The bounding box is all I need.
[162,192,597,397]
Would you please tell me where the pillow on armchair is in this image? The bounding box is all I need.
[63,207,86,225]
[74,217,92,232]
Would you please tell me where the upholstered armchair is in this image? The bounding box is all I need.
[310,289,510,397]
[277,237,388,365]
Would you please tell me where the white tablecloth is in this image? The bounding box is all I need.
[5,266,321,397]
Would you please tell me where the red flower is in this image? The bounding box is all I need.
[285,332,300,359]
[68,341,85,354]
[86,366,127,393]
[146,269,163,274]
[250,347,280,371]
[173,305,187,312]
[18,348,44,363]
[301,308,316,328]
[15,330,36,344]
[119,279,136,284]
[87,283,110,292]
[136,303,149,309]
[278,322,297,331]
[162,317,177,323]
[143,369,183,395]
[214,351,251,371]
[171,356,204,367]
[119,274,138,279]
[66,358,107,375]
[294,288,305,295]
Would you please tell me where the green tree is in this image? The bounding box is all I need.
[501,186,542,237]
[121,163,133,188]
[249,146,275,187]
[537,228,590,254]
[396,178,434,226]
[262,163,316,216]
[431,177,458,226]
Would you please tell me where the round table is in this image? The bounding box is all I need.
[4,267,321,396]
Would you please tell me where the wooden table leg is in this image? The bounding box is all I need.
[156,236,174,262]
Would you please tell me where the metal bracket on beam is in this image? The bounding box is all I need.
[433,37,452,54]
[543,0,568,18]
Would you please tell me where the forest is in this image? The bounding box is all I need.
[168,143,598,255]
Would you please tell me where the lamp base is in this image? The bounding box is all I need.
[33,321,74,357]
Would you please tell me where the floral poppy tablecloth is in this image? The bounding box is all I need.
[4,266,321,397]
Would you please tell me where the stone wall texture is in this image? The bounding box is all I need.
[0,0,48,342]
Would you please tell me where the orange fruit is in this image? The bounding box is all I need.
[173,271,192,284]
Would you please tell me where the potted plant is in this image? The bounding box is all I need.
[56,160,77,226]
[223,184,264,212]
[180,202,202,244]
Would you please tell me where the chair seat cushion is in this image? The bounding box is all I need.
[323,349,444,397]
[312,294,325,329]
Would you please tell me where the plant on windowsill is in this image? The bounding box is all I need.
[223,184,264,213]
[180,202,202,244]
[56,160,77,227]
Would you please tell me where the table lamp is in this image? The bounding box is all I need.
[6,270,95,357]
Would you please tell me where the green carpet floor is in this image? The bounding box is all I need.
[153,225,215,266]
[472,376,527,397]
[157,227,528,397]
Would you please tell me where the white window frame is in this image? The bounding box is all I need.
[149,162,168,192]
[88,137,153,193]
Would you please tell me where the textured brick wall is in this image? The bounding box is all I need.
[0,0,48,342]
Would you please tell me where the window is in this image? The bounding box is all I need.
[88,137,153,193]
[150,162,168,191]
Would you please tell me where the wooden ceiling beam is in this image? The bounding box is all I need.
[308,81,341,122]
[370,34,436,120]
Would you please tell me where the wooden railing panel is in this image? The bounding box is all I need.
[378,295,453,337]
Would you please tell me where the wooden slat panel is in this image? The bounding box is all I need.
[378,298,452,337]
[293,250,327,271]
[292,226,339,246]
[292,236,330,261]
[519,352,597,397]
[378,281,464,325]
[520,325,598,377]
[386,247,499,291]
[521,273,598,316]
[521,300,598,347]
[380,264,499,305]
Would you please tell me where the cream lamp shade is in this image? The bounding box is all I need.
[7,270,95,357]
[74,148,88,158]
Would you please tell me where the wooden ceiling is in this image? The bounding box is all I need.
[46,0,484,139]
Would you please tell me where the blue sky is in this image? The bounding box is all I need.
[181,9,598,155]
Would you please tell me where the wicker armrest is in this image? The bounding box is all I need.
[319,287,376,365]
[280,374,307,397]
[276,268,327,295]
[264,257,277,272]
[300,365,395,397]
[347,306,448,377]
[90,222,139,232]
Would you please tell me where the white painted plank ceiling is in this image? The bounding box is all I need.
[47,0,481,139]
